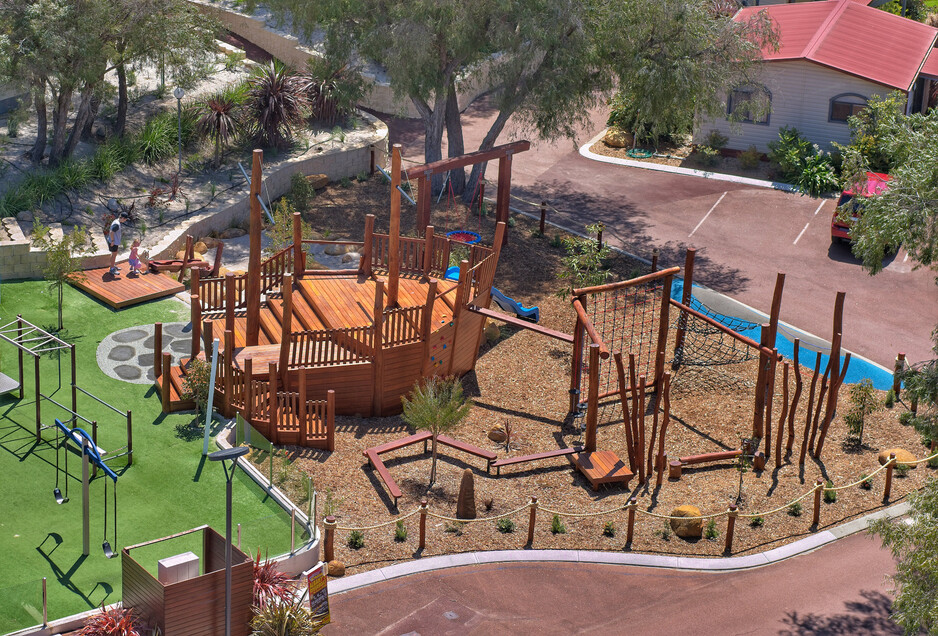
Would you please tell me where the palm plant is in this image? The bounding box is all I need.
[401,376,472,485]
[198,84,245,168]
[79,604,145,635]
[247,60,308,150]
[250,595,327,636]
[304,56,365,126]
[252,548,295,609]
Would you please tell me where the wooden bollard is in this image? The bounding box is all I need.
[418,499,428,550]
[323,516,336,563]
[626,497,637,545]
[668,460,683,480]
[884,453,896,503]
[190,294,201,362]
[651,248,659,273]
[527,496,538,546]
[161,352,172,412]
[812,479,823,529]
[539,201,546,235]
[893,352,905,397]
[656,453,666,487]
[724,504,737,555]
[153,323,163,379]
[370,145,375,175]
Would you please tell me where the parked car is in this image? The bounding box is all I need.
[831,172,890,244]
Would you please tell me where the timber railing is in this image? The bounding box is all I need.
[288,326,374,368]
[466,252,498,305]
[198,273,248,315]
[260,246,294,295]
[382,304,424,347]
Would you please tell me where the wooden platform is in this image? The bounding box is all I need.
[71,262,185,309]
[574,450,634,490]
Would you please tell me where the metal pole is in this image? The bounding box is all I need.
[202,339,220,455]
[82,438,90,556]
[176,96,183,175]
[225,463,234,636]
[42,577,47,626]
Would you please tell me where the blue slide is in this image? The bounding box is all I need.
[445,266,540,323]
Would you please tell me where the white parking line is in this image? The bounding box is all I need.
[792,200,827,245]
[688,191,727,238]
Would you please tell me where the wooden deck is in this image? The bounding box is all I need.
[574,450,634,490]
[71,262,185,309]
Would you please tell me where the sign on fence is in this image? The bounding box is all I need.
[307,562,331,625]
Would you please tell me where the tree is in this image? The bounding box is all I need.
[844,378,878,446]
[557,223,611,300]
[247,60,309,150]
[870,477,938,635]
[33,224,91,332]
[400,376,471,485]
[901,334,938,452]
[198,83,246,168]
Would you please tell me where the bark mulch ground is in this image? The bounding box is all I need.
[256,178,932,576]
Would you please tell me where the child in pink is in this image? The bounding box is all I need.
[128,240,145,274]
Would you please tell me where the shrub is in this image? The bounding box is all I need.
[305,55,366,126]
[899,411,914,426]
[224,50,246,71]
[824,480,837,503]
[247,59,308,149]
[549,234,563,248]
[136,111,177,164]
[356,170,370,183]
[394,519,407,542]
[603,521,616,537]
[347,530,364,549]
[660,520,672,541]
[557,223,611,300]
[749,516,764,528]
[788,501,803,517]
[896,464,910,477]
[58,159,93,191]
[738,145,761,171]
[21,169,62,207]
[703,129,729,151]
[768,126,813,182]
[288,172,315,212]
[928,455,938,469]
[550,514,567,535]
[705,519,719,540]
[692,146,720,168]
[6,100,28,138]
[250,595,327,635]
[339,176,352,188]
[181,358,212,414]
[496,518,515,534]
[78,605,145,636]
[860,473,873,490]
[252,548,294,609]
[885,389,896,408]
[796,151,840,197]
[846,379,879,445]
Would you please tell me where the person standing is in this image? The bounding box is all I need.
[107,211,129,275]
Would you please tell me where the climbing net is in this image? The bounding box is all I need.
[671,294,760,367]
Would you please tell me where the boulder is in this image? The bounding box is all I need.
[16,210,34,223]
[878,448,916,468]
[669,505,703,538]
[327,560,345,577]
[603,127,633,149]
[306,174,329,189]
[220,227,246,239]
[324,243,349,256]
[307,260,328,271]
[456,468,477,520]
[488,427,507,443]
[175,249,186,261]
[483,321,500,343]
[200,236,219,249]
[341,251,360,263]
[193,241,208,255]
[106,198,121,212]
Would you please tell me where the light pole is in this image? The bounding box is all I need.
[173,86,185,176]
[209,446,249,636]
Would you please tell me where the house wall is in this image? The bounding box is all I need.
[694,60,899,153]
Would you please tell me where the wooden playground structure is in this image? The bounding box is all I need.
[155,142,529,451]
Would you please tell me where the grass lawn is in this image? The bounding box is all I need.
[0,281,295,633]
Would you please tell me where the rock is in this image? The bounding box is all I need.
[308,230,323,240]
[878,448,916,467]
[106,198,121,212]
[16,210,34,222]
[306,174,329,189]
[341,252,360,263]
[327,560,345,577]
[324,243,349,256]
[175,250,186,261]
[456,468,476,520]
[603,127,633,148]
[669,505,703,538]
[193,241,208,254]
[307,260,328,270]
[488,427,507,443]
[200,236,219,249]
[483,321,500,343]
[220,227,246,239]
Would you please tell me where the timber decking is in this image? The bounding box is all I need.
[71,262,184,309]
[574,450,634,490]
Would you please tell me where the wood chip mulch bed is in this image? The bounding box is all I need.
[256,178,932,576]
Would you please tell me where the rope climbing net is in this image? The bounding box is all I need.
[672,294,760,368]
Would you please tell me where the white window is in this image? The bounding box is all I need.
[830,93,868,122]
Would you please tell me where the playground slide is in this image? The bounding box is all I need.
[444,266,540,323]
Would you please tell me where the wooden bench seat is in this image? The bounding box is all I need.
[364,449,403,506]
[436,434,497,471]
[363,431,432,457]
[491,447,582,475]
[668,449,766,480]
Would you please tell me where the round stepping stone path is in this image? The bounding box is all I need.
[97,322,192,385]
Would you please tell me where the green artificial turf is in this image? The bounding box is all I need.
[0,281,295,633]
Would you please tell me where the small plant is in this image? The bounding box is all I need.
[860,473,873,490]
[660,520,672,541]
[927,455,938,469]
[288,172,315,212]
[252,548,294,609]
[749,516,764,527]
[884,389,896,408]
[899,411,914,426]
[845,379,879,445]
[6,101,28,138]
[550,514,567,535]
[78,604,145,635]
[181,358,212,414]
[788,501,803,517]
[705,519,719,540]
[824,480,837,503]
[738,145,761,171]
[603,521,616,537]
[557,223,611,300]
[224,50,246,71]
[339,176,352,188]
[483,497,494,512]
[356,170,370,182]
[323,488,341,517]
[703,129,729,151]
[896,464,910,477]
[506,216,516,228]
[394,519,407,542]
[549,234,563,248]
[692,145,720,168]
[496,518,515,534]
[444,521,466,536]
[347,530,364,549]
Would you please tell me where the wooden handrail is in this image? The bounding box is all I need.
[668,298,780,359]
[571,298,610,359]
[573,266,681,297]
[467,306,574,343]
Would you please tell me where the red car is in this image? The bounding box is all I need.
[831,172,891,244]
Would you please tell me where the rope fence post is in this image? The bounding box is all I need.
[893,352,905,397]
[539,201,546,235]
[812,479,823,529]
[884,453,896,503]
[724,504,737,555]
[627,497,637,545]
[419,499,428,551]
[323,516,336,563]
[651,248,659,273]
[527,496,538,546]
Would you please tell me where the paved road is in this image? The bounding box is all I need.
[382,100,938,366]
[323,532,900,635]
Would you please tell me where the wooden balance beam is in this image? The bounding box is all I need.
[491,447,583,475]
[668,449,766,480]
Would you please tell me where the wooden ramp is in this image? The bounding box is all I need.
[71,262,185,309]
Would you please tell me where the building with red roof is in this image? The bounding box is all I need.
[695,0,938,153]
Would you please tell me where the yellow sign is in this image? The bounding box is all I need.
[307,562,331,625]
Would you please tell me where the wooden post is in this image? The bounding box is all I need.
[223,329,234,416]
[326,389,335,452]
[293,212,304,276]
[180,235,194,283]
[724,505,737,555]
[361,214,375,277]
[672,248,695,368]
[161,353,171,413]
[614,353,636,471]
[527,496,538,546]
[298,369,306,440]
[492,221,507,260]
[626,497,637,545]
[767,273,785,351]
[190,294,201,363]
[202,319,214,358]
[656,373,672,478]
[211,243,224,277]
[894,352,905,397]
[812,479,823,529]
[496,153,512,245]
[388,144,402,308]
[268,362,278,444]
[629,354,641,473]
[246,149,263,347]
[776,362,790,466]
[154,323,163,379]
[446,260,470,375]
[372,280,385,416]
[225,272,236,333]
[651,248,659,273]
[420,281,438,367]
[787,340,802,452]
[752,324,770,439]
[764,348,777,464]
[569,313,584,414]
[418,176,431,237]
[800,351,823,464]
[637,374,647,485]
[585,344,600,453]
[539,201,546,235]
[323,516,335,562]
[809,360,832,456]
[418,499,428,550]
[654,275,673,392]
[884,453,896,502]
[244,357,253,421]
[278,274,294,381]
[423,225,435,277]
[815,292,845,458]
